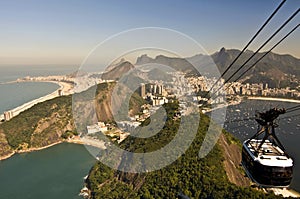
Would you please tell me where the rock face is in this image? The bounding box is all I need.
[101,61,135,80]
[0,131,13,158]
[136,54,153,65]
[0,81,145,156]
[219,133,251,187]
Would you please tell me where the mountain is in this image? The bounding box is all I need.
[136,54,200,75]
[101,61,135,80]
[86,106,282,198]
[210,48,300,88]
[0,95,76,153]
[0,82,145,157]
[136,49,300,88]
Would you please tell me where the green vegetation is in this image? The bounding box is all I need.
[223,130,242,147]
[86,103,285,199]
[120,101,179,153]
[61,130,78,139]
[0,81,145,154]
[0,95,75,150]
[0,80,292,198]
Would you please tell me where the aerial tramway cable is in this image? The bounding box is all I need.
[286,104,300,111]
[210,8,300,98]
[205,0,287,97]
[286,107,300,114]
[280,113,300,120]
[221,23,300,93]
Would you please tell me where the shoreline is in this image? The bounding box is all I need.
[247,96,300,104]
[2,139,300,198]
[0,151,15,161]
[204,96,300,113]
[0,137,105,161]
[0,141,62,161]
[0,79,74,121]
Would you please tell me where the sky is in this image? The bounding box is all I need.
[0,0,299,66]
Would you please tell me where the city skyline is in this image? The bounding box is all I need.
[0,0,299,66]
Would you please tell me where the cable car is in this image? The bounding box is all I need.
[241,108,293,187]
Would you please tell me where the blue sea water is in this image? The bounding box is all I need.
[0,143,96,199]
[0,82,59,114]
[224,100,300,192]
[0,65,76,83]
[0,65,77,114]
[0,65,99,198]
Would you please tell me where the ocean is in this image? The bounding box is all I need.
[0,82,59,114]
[0,65,98,199]
[0,65,77,83]
[0,143,96,199]
[0,65,77,114]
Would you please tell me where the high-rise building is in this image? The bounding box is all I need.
[153,84,157,94]
[140,83,146,98]
[58,89,63,96]
[157,84,163,95]
[4,111,13,121]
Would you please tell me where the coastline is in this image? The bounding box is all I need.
[0,136,105,161]
[0,151,15,161]
[0,141,62,161]
[204,96,300,113]
[247,96,300,104]
[0,76,75,161]
[0,79,74,121]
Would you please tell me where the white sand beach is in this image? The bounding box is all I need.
[247,96,300,104]
[0,78,74,121]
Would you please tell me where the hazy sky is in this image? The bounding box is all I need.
[0,0,299,66]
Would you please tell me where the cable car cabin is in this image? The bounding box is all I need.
[242,139,293,187]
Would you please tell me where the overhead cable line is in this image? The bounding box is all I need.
[286,107,300,114]
[206,0,287,96]
[221,23,300,93]
[228,23,299,85]
[224,116,256,124]
[210,8,300,98]
[280,113,300,120]
[286,104,300,111]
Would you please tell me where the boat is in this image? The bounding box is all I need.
[242,108,293,188]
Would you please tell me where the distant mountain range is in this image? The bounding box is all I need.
[211,48,300,87]
[102,48,300,88]
[101,61,135,80]
[136,48,300,88]
[101,59,173,83]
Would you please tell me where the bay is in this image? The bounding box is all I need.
[0,65,77,83]
[0,82,60,114]
[224,100,300,192]
[0,143,96,199]
[0,64,76,115]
